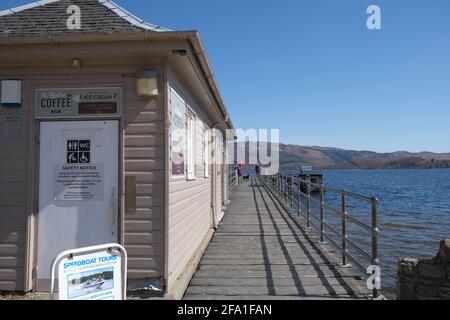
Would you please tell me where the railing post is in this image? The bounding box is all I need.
[319,183,325,243]
[279,174,282,196]
[281,174,284,196]
[371,197,379,298]
[279,174,281,194]
[297,175,301,217]
[306,180,311,228]
[341,191,348,266]
[278,174,281,194]
[290,175,294,209]
[286,175,289,204]
[279,174,282,195]
[285,175,288,202]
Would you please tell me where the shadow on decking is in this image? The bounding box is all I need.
[250,177,357,296]
[184,177,368,299]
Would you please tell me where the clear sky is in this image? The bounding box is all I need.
[2,0,450,153]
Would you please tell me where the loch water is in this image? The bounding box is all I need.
[278,169,450,299]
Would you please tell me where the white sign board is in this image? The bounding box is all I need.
[50,244,127,300]
[35,87,122,119]
[170,88,186,177]
[53,164,104,201]
[3,114,23,139]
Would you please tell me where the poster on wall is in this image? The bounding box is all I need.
[54,164,104,201]
[2,114,23,139]
[53,138,104,201]
[170,89,186,176]
[57,248,123,300]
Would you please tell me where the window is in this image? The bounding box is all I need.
[187,111,196,180]
[204,128,210,178]
[169,88,186,178]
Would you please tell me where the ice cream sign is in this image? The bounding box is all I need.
[35,87,121,118]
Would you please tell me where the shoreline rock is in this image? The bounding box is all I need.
[397,239,450,300]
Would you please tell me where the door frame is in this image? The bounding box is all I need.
[31,118,124,291]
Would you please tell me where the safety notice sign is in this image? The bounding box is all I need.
[54,164,104,201]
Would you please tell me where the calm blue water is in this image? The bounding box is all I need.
[275,169,450,298]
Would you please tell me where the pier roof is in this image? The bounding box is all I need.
[0,0,234,130]
[0,0,169,37]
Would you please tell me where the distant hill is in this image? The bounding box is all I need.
[278,144,450,169]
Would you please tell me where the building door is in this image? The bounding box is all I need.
[36,120,119,290]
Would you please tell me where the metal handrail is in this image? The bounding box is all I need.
[259,172,380,299]
[227,168,239,202]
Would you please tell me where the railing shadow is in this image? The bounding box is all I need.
[251,176,360,297]
[251,176,306,295]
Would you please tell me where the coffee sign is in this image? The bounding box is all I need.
[35,88,121,118]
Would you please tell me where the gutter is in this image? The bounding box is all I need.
[186,33,234,130]
[0,30,234,130]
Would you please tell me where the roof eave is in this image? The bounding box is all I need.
[0,30,234,130]
[0,30,194,44]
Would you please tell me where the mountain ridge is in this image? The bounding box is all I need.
[277,144,450,169]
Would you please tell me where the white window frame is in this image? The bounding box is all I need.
[187,110,196,181]
[204,128,210,178]
[169,87,187,181]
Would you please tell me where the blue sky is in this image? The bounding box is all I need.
[2,0,450,153]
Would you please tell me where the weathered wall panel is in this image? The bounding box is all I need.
[0,78,30,291]
[0,60,166,290]
[166,66,215,291]
[122,67,166,281]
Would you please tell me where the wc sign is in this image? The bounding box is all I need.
[67,139,91,164]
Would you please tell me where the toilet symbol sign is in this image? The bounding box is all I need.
[67,140,91,164]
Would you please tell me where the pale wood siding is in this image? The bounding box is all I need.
[167,69,213,290]
[0,79,30,291]
[217,142,223,213]
[0,62,166,291]
[122,67,166,280]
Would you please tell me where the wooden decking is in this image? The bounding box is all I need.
[184,176,370,300]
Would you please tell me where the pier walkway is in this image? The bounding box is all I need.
[184,176,371,300]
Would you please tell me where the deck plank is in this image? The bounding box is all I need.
[183,177,370,300]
